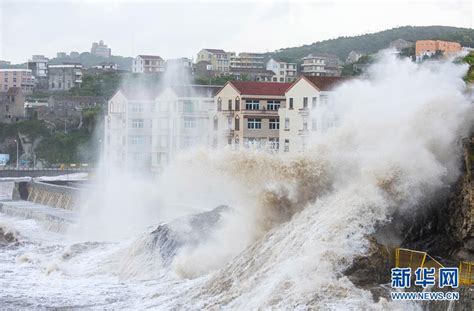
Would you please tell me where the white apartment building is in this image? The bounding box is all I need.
[301,53,341,77]
[279,75,346,153]
[132,55,165,73]
[104,85,219,173]
[105,88,160,170]
[266,58,297,82]
[151,85,220,172]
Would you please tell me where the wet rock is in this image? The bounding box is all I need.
[344,237,393,301]
[452,247,474,262]
[0,227,18,246]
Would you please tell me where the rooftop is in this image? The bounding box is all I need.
[203,49,226,54]
[137,55,163,60]
[227,81,292,96]
[302,75,347,91]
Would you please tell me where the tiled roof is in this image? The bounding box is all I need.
[137,55,163,60]
[6,87,21,96]
[203,49,226,54]
[228,81,292,96]
[302,75,347,91]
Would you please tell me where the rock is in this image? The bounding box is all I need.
[463,237,474,251]
[344,237,392,287]
[0,226,18,246]
[453,247,474,261]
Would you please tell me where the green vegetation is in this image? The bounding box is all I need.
[0,107,103,166]
[194,74,251,85]
[270,26,474,63]
[462,52,474,83]
[69,71,122,98]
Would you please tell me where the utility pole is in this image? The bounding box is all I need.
[14,139,19,169]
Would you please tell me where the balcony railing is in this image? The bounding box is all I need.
[242,109,278,115]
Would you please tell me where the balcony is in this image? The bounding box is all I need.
[298,128,310,136]
[223,129,234,136]
[221,109,235,116]
[242,109,278,115]
[298,107,310,115]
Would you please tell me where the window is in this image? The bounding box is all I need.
[184,117,196,129]
[303,97,308,109]
[5,105,9,112]
[267,100,280,110]
[132,119,144,128]
[235,116,240,131]
[217,98,222,111]
[269,118,279,130]
[284,139,290,152]
[311,118,317,131]
[51,82,55,89]
[245,100,259,110]
[4,78,7,83]
[312,97,317,108]
[320,95,329,106]
[183,101,194,112]
[269,138,279,150]
[285,117,290,129]
[228,99,232,110]
[289,98,294,109]
[213,117,218,130]
[131,103,144,113]
[235,98,240,111]
[247,118,262,129]
[303,117,308,130]
[131,136,145,145]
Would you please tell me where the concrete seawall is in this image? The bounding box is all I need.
[13,180,85,211]
[0,169,90,178]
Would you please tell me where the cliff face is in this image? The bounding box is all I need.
[448,137,474,261]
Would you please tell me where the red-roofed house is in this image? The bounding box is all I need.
[211,81,292,149]
[279,75,347,152]
[197,49,232,74]
[132,55,165,73]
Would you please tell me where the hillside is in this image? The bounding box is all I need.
[270,26,474,62]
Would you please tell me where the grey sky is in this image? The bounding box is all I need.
[0,0,472,63]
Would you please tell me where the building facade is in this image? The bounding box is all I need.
[0,87,26,123]
[196,49,231,74]
[230,52,265,69]
[301,53,341,77]
[151,85,220,172]
[346,50,364,63]
[266,58,298,82]
[0,69,34,93]
[48,64,83,91]
[91,40,111,58]
[279,75,346,153]
[415,40,462,61]
[212,81,291,150]
[389,39,414,51]
[104,85,219,173]
[132,55,165,73]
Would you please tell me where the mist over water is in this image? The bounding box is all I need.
[1,52,472,309]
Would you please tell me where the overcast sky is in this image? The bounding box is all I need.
[0,0,472,63]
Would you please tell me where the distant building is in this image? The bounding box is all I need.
[28,56,48,77]
[196,49,231,74]
[279,75,346,153]
[230,52,265,69]
[212,81,291,149]
[389,39,414,51]
[346,50,365,63]
[229,68,276,82]
[91,40,111,58]
[0,60,11,68]
[48,64,83,91]
[57,52,67,58]
[0,69,34,93]
[70,51,80,58]
[165,57,194,78]
[266,58,298,82]
[301,53,341,77]
[194,61,215,78]
[92,62,118,70]
[132,55,165,73]
[415,40,462,62]
[0,87,26,123]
